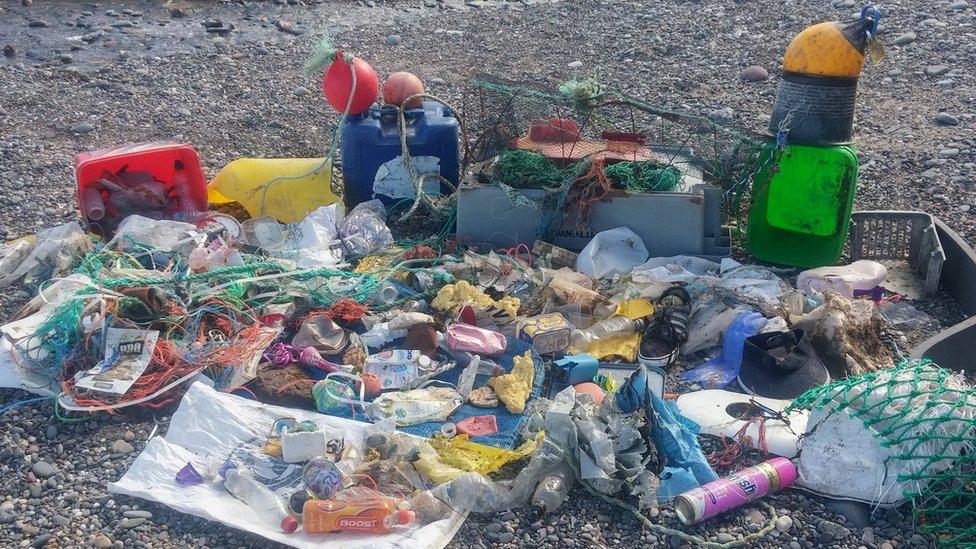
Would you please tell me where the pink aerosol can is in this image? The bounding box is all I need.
[673,457,798,525]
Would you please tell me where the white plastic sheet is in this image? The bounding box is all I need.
[109,382,465,549]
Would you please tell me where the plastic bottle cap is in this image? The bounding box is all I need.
[361,373,382,398]
[417,355,432,368]
[280,516,299,534]
[397,509,416,525]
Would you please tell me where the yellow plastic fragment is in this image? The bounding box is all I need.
[585,332,640,363]
[614,299,654,320]
[431,280,520,319]
[488,351,535,414]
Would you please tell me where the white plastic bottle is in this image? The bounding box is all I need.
[224,468,295,532]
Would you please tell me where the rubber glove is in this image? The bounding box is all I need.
[681,311,766,388]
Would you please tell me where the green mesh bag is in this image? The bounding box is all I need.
[789,360,976,547]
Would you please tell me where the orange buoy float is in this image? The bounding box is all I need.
[383,71,425,109]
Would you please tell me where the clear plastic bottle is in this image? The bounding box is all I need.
[224,468,295,533]
[529,463,575,519]
[570,317,647,350]
[171,160,206,213]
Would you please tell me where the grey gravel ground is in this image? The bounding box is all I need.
[1,0,974,547]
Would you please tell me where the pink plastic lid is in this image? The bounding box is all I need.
[768,457,798,489]
[280,516,299,534]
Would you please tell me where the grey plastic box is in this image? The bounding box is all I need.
[456,182,730,261]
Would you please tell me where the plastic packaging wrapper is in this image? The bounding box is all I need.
[0,222,90,288]
[631,257,789,307]
[681,311,766,388]
[681,301,748,356]
[371,384,463,426]
[415,432,543,484]
[878,301,935,331]
[576,227,649,279]
[338,200,394,258]
[541,268,603,311]
[109,382,464,549]
[446,323,507,357]
[427,438,567,514]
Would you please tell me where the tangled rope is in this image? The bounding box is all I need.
[706,417,769,473]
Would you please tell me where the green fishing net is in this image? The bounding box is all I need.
[789,360,976,547]
[605,161,682,193]
[493,150,569,189]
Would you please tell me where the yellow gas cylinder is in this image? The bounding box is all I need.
[768,6,881,145]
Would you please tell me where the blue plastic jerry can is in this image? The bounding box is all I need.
[340,101,460,211]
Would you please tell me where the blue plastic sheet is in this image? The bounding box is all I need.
[649,391,717,487]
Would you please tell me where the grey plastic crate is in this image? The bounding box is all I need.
[456,182,730,261]
[850,211,946,296]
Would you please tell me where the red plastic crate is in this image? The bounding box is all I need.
[73,141,208,229]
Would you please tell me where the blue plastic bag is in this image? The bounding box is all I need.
[615,365,718,493]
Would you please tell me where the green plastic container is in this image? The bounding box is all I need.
[746,143,858,267]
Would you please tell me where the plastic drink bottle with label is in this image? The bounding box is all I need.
[302,497,415,534]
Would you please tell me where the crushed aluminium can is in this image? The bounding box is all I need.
[673,457,798,525]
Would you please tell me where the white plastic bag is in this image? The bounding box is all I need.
[797,260,887,297]
[112,216,198,251]
[0,222,90,288]
[576,227,649,279]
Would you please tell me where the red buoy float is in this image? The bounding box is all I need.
[322,49,379,115]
